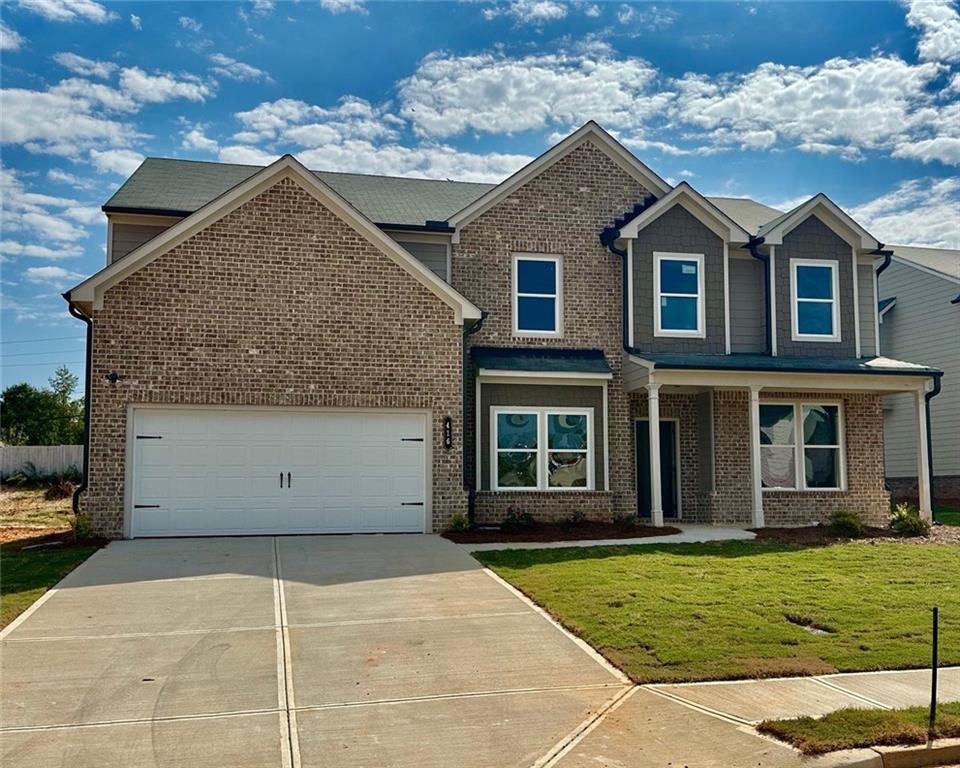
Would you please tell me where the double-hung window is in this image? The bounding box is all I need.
[492,408,592,490]
[514,255,561,336]
[654,252,704,337]
[759,402,844,491]
[791,259,840,341]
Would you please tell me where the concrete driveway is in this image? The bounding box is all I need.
[1,535,627,768]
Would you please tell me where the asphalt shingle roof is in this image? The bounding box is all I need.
[632,351,940,376]
[104,158,496,228]
[471,346,612,374]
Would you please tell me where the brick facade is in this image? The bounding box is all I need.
[84,177,467,537]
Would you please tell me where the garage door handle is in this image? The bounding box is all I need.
[280,472,283,488]
[401,502,424,506]
[287,472,291,488]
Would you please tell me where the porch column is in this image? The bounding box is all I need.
[916,387,932,521]
[647,382,664,527]
[748,385,765,528]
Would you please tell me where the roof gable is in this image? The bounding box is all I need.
[617,182,751,242]
[758,193,877,250]
[447,122,672,232]
[69,155,482,324]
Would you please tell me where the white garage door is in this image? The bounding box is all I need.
[130,408,427,537]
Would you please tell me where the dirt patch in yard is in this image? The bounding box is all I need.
[751,524,960,547]
[445,521,681,544]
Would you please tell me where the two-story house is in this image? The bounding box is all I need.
[64,122,940,538]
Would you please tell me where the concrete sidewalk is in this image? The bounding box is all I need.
[462,524,756,552]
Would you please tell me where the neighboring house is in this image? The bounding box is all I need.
[65,122,940,539]
[877,246,960,507]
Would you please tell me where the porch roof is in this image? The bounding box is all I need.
[632,352,940,377]
[472,346,612,375]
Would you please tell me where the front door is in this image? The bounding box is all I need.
[635,420,679,520]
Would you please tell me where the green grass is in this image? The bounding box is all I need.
[476,542,960,683]
[0,546,97,628]
[936,505,960,526]
[759,702,960,755]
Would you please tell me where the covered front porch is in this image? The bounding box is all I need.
[624,352,941,528]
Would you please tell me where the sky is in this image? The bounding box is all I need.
[1,0,959,390]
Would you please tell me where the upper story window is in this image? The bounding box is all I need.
[759,401,844,491]
[493,408,593,491]
[791,259,840,342]
[513,255,561,336]
[654,252,704,338]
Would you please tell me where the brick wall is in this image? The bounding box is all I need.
[85,177,467,537]
[454,140,652,521]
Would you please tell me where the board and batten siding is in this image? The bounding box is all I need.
[879,259,960,477]
[728,256,766,354]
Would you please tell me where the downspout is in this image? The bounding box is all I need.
[462,311,487,527]
[744,236,770,355]
[65,297,92,518]
[599,230,630,351]
[925,372,943,524]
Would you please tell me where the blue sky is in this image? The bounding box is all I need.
[2,0,959,389]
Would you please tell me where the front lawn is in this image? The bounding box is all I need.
[477,541,959,683]
[1,545,97,628]
[758,702,960,755]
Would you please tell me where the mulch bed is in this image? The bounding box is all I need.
[750,524,959,547]
[444,521,682,543]
[0,527,106,552]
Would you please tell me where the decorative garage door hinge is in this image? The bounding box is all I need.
[136,435,163,440]
[400,502,424,506]
[400,437,424,442]
[134,504,161,509]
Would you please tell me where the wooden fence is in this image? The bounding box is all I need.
[0,445,83,479]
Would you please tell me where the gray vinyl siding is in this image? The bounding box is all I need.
[479,383,605,491]
[728,257,766,353]
[858,263,877,357]
[631,205,726,354]
[111,222,173,262]
[774,215,857,358]
[394,239,449,281]
[879,260,960,477]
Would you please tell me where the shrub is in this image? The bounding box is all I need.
[829,509,866,538]
[500,508,535,533]
[44,478,75,500]
[890,503,930,537]
[72,512,94,541]
[558,509,587,532]
[446,512,470,533]
[613,512,639,532]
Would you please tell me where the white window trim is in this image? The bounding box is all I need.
[513,254,562,337]
[653,252,705,339]
[491,406,594,492]
[790,258,841,342]
[759,400,846,492]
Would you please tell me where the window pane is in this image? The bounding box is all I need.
[517,259,556,295]
[660,259,699,294]
[761,446,796,488]
[797,301,834,335]
[517,296,556,332]
[803,405,839,446]
[497,413,537,449]
[497,452,538,488]
[804,447,839,488]
[660,296,698,331]
[548,414,587,450]
[796,265,833,299]
[760,404,794,446]
[548,452,588,487]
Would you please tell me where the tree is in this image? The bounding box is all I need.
[0,367,84,445]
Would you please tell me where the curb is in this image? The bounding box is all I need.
[812,738,960,768]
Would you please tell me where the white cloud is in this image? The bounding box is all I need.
[24,265,86,287]
[209,53,270,82]
[1,168,93,244]
[118,67,212,103]
[583,3,600,17]
[850,177,960,248]
[678,169,695,177]
[129,13,141,30]
[47,168,96,190]
[53,51,117,78]
[398,50,665,139]
[178,15,203,32]
[903,0,960,63]
[483,0,567,24]
[1,240,84,259]
[892,136,960,165]
[1,20,25,51]
[253,0,275,12]
[89,148,145,175]
[218,145,280,165]
[182,127,219,153]
[17,0,115,22]
[320,0,366,13]
[617,3,677,28]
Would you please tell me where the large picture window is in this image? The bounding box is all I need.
[513,255,561,336]
[759,401,844,491]
[791,259,840,341]
[654,252,704,338]
[492,408,592,491]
